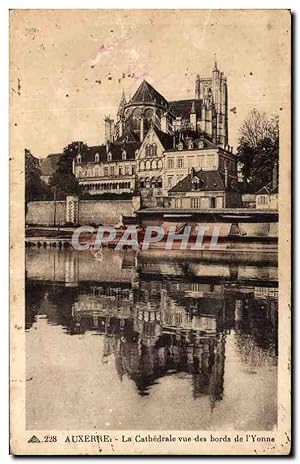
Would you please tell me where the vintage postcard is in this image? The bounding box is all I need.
[10,9,291,455]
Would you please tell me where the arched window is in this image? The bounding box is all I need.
[139,178,145,189]
[157,159,163,169]
[107,152,112,161]
[152,143,157,156]
[151,177,156,188]
[95,153,99,162]
[151,160,157,170]
[145,160,151,170]
[145,143,151,157]
[178,142,184,151]
[132,107,142,133]
[77,154,82,164]
[139,161,146,171]
[157,177,162,188]
[145,177,151,189]
[122,150,127,160]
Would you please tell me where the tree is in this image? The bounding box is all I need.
[237,109,279,191]
[25,149,51,206]
[49,141,87,199]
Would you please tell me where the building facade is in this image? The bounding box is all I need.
[168,168,241,210]
[73,142,140,195]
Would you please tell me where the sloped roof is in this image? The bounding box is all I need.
[40,153,61,176]
[115,127,140,143]
[169,170,239,194]
[169,99,202,119]
[130,80,169,108]
[164,135,218,152]
[80,142,141,163]
[153,127,174,150]
[256,182,278,195]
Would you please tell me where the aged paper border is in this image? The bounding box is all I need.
[9,9,291,455]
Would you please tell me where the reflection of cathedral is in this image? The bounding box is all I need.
[26,249,278,405]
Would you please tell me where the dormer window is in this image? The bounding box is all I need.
[77,154,82,164]
[192,177,200,191]
[107,152,112,161]
[178,142,184,151]
[188,141,193,150]
[122,150,127,160]
[198,141,204,149]
[95,153,99,162]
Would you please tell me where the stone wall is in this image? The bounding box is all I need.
[26,201,66,226]
[78,200,134,225]
[26,199,135,226]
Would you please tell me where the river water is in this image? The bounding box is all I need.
[25,248,278,431]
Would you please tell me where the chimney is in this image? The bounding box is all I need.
[190,167,196,179]
[224,164,229,189]
[173,134,176,148]
[106,141,110,153]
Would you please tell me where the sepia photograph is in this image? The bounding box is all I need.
[9,8,291,455]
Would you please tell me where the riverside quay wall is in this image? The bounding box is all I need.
[26,198,136,226]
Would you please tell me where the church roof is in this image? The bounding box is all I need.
[129,80,169,108]
[169,99,202,119]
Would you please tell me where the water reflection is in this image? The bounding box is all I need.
[26,248,278,430]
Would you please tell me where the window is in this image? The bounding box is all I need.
[77,155,82,164]
[152,143,157,156]
[178,142,184,151]
[145,144,151,157]
[167,177,173,188]
[188,141,193,150]
[174,198,182,208]
[191,197,200,208]
[197,155,204,169]
[104,167,108,177]
[122,150,127,160]
[125,165,129,175]
[177,158,184,169]
[95,153,99,162]
[207,155,215,168]
[192,177,200,190]
[107,152,112,161]
[210,197,216,208]
[198,140,204,149]
[119,166,123,175]
[139,178,145,188]
[95,168,99,177]
[151,160,157,170]
[167,158,174,169]
[157,177,162,188]
[131,165,135,175]
[145,160,151,170]
[110,166,114,176]
[188,157,194,168]
[258,196,267,205]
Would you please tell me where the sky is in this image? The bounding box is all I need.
[10,9,290,158]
